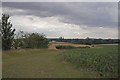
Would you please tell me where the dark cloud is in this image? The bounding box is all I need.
[2,2,118,27]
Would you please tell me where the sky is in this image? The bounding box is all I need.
[1,2,118,39]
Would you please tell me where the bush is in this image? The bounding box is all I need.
[13,32,49,49]
[78,46,91,48]
[56,45,91,49]
[56,45,76,49]
[24,33,49,48]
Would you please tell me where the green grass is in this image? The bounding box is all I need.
[60,45,118,78]
[2,45,118,78]
[3,49,99,78]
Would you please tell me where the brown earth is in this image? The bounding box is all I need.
[48,42,95,50]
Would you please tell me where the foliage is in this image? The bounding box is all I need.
[58,37,64,42]
[60,45,118,77]
[1,14,15,50]
[49,38,120,44]
[56,45,90,49]
[56,45,76,49]
[13,32,49,49]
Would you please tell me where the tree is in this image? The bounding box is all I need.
[1,14,15,50]
[85,37,93,45]
[14,32,49,49]
[23,33,49,48]
[13,31,25,49]
[59,36,64,42]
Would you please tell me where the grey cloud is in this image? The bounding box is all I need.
[2,2,118,27]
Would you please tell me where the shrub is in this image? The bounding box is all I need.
[13,32,49,49]
[56,45,76,49]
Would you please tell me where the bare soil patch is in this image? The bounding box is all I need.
[48,42,96,50]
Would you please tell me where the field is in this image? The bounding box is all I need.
[60,45,118,77]
[2,44,118,78]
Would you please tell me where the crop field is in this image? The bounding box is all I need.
[60,45,118,77]
[2,44,118,78]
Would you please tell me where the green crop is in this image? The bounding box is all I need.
[60,45,118,77]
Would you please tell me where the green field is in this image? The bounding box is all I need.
[2,45,118,78]
[60,45,118,77]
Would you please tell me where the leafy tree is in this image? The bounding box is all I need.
[59,36,64,42]
[14,32,49,49]
[13,31,25,49]
[24,33,49,48]
[1,14,15,50]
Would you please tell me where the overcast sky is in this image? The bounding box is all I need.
[2,2,118,39]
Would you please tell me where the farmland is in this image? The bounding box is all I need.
[1,2,119,79]
[60,45,118,77]
[2,44,118,78]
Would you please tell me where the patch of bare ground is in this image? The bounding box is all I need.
[48,42,101,50]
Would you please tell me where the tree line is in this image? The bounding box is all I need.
[1,14,49,51]
[49,37,120,45]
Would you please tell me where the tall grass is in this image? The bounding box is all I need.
[60,45,118,77]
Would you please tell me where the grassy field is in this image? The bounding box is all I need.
[2,45,118,78]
